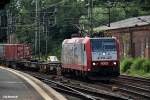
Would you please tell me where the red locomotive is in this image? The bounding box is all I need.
[61,37,120,80]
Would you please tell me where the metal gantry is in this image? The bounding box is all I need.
[88,0,93,36]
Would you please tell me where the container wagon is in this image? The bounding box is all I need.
[0,43,60,72]
[0,44,32,68]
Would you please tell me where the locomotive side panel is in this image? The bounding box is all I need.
[74,44,81,65]
[82,44,87,68]
[84,37,92,71]
[74,43,87,71]
[62,38,87,71]
[62,43,74,68]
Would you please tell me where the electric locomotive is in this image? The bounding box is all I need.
[61,36,120,80]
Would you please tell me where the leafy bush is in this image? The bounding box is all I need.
[121,57,150,77]
[142,59,150,73]
[121,58,133,73]
[131,58,145,71]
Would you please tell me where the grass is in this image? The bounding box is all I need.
[120,57,150,78]
[120,58,133,73]
[128,70,150,78]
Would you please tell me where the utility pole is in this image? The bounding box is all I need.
[45,24,48,56]
[6,10,12,43]
[107,1,113,27]
[108,7,111,27]
[35,0,41,60]
[88,0,93,36]
[38,14,40,60]
[54,6,57,25]
[38,1,42,60]
[6,10,9,43]
[43,13,48,57]
[35,0,38,58]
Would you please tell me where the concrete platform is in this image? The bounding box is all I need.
[0,68,44,100]
[0,66,67,100]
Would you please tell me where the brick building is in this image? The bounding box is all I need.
[94,15,150,59]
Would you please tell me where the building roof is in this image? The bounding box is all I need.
[94,15,150,31]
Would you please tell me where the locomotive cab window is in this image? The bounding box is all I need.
[91,39,116,51]
[103,42,116,51]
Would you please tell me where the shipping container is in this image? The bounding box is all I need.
[17,44,24,59]
[23,44,32,59]
[4,44,17,60]
[2,44,31,60]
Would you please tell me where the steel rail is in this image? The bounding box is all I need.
[25,71,128,100]
[112,79,150,92]
[64,83,128,100]
[26,72,101,100]
[119,75,150,84]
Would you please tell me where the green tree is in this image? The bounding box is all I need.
[5,0,150,58]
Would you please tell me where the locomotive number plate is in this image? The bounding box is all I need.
[100,62,109,65]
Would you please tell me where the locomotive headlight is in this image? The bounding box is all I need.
[102,52,106,55]
[113,62,117,65]
[93,62,96,66]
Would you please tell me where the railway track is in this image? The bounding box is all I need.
[23,71,128,100]
[97,82,150,100]
[109,75,150,100]
[19,68,150,100]
[61,78,136,100]
[118,75,150,86]
[23,71,94,100]
[61,75,150,100]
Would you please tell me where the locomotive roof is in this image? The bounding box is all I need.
[63,37,116,44]
[91,37,116,39]
[63,37,85,44]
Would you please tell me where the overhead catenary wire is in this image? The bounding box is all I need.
[5,0,150,51]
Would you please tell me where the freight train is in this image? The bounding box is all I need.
[61,37,120,80]
[0,36,120,80]
[0,43,60,72]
